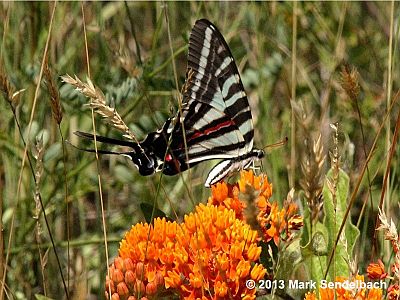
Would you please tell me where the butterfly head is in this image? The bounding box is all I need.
[124,151,157,176]
[254,149,265,160]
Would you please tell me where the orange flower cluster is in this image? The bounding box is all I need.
[106,196,266,299]
[303,275,383,300]
[208,170,303,246]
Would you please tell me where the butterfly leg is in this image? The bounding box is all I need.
[249,160,262,172]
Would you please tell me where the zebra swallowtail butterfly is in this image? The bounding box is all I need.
[75,19,264,187]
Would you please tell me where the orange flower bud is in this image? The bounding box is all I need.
[237,260,251,278]
[145,281,157,295]
[230,243,244,260]
[250,263,266,281]
[155,271,165,288]
[247,244,262,261]
[125,270,136,288]
[113,269,124,284]
[105,277,115,294]
[212,182,229,203]
[184,214,196,233]
[111,293,120,300]
[165,222,177,239]
[116,282,129,297]
[367,259,388,279]
[124,258,134,271]
[114,257,125,272]
[134,279,146,295]
[136,262,145,279]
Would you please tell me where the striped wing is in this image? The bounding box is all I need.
[171,19,254,164]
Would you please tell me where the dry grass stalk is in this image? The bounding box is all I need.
[327,123,341,208]
[33,135,44,220]
[340,64,360,102]
[299,134,326,221]
[181,68,195,97]
[101,30,141,78]
[0,69,24,109]
[33,135,48,295]
[0,70,14,104]
[294,100,326,220]
[117,54,142,78]
[61,74,136,141]
[347,257,358,278]
[44,62,63,124]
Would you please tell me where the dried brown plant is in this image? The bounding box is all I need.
[340,64,360,102]
[44,62,63,124]
[33,135,48,294]
[33,135,44,219]
[294,100,326,221]
[0,69,24,109]
[61,74,137,141]
[181,68,195,97]
[326,123,341,208]
[299,134,326,221]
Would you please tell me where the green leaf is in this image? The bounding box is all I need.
[322,168,359,280]
[140,202,172,223]
[275,238,303,277]
[301,223,328,286]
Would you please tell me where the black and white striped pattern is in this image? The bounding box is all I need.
[74,19,264,187]
[182,19,254,158]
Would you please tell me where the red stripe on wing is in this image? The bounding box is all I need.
[189,120,235,141]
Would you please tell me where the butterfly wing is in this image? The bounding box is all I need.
[170,19,254,165]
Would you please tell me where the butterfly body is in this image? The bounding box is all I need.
[75,19,265,187]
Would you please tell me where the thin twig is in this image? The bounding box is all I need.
[289,1,297,189]
[384,0,394,216]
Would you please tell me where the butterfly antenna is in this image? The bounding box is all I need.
[262,136,289,150]
[66,139,125,155]
[74,131,136,147]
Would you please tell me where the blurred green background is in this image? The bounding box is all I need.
[0,2,399,299]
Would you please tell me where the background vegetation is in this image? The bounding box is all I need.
[0,1,399,299]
